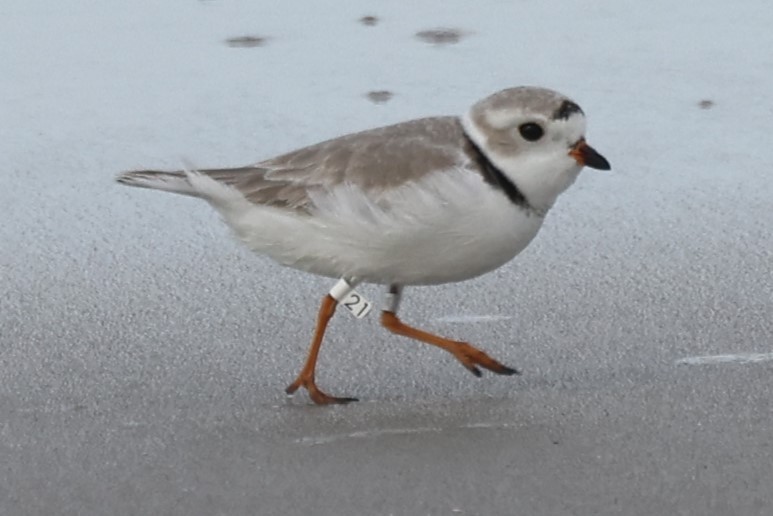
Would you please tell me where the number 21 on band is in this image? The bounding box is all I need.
[341,292,372,319]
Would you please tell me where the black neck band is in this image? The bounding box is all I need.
[463,133,530,210]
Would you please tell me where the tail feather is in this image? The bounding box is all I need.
[117,168,252,218]
[116,170,200,197]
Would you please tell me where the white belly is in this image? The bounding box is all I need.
[192,169,545,285]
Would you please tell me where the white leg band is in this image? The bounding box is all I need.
[329,278,361,302]
[329,278,353,302]
[328,278,373,319]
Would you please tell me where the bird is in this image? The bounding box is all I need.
[117,86,610,405]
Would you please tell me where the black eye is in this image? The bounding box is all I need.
[518,122,544,142]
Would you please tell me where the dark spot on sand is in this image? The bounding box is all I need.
[366,90,394,104]
[359,15,379,26]
[698,99,715,109]
[225,36,268,48]
[415,28,465,45]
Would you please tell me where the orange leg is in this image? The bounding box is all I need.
[285,294,358,405]
[381,311,519,377]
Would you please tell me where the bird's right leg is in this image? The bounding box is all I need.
[380,285,519,377]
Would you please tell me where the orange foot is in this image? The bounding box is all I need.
[285,375,358,405]
[446,341,520,377]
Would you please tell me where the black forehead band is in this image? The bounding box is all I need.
[552,100,584,120]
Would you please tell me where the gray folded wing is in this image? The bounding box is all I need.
[118,116,473,213]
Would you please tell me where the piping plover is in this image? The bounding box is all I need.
[117,86,610,404]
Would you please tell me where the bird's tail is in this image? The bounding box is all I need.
[116,169,200,198]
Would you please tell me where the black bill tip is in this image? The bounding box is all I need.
[571,140,611,170]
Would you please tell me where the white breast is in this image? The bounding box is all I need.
[188,168,545,285]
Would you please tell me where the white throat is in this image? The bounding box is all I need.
[460,111,583,213]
